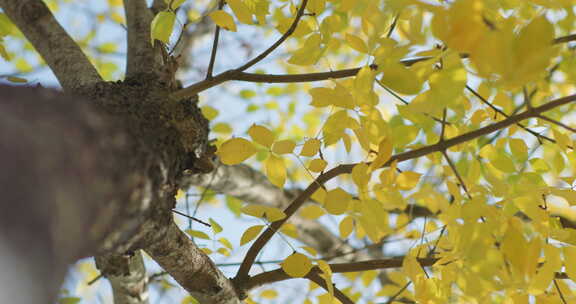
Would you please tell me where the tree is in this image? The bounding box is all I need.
[2,0,576,303]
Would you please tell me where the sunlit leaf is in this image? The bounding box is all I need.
[209,218,222,234]
[282,253,313,278]
[151,11,176,44]
[248,124,275,148]
[227,0,253,24]
[300,139,321,157]
[240,225,264,245]
[265,154,286,188]
[185,229,211,240]
[209,10,237,32]
[217,138,256,165]
[272,140,296,154]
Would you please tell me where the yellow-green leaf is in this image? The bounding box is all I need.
[209,10,237,32]
[185,229,211,240]
[201,106,219,120]
[151,11,176,44]
[345,33,368,53]
[209,218,222,234]
[396,171,421,190]
[282,253,313,278]
[217,138,256,165]
[240,225,264,245]
[218,237,233,250]
[380,63,423,95]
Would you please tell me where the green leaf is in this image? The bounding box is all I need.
[185,229,211,240]
[151,11,176,44]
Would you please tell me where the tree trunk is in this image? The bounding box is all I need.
[0,81,239,303]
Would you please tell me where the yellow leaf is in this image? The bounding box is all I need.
[151,11,176,44]
[260,289,278,299]
[240,225,264,245]
[308,0,326,15]
[345,33,368,53]
[288,34,322,66]
[201,106,219,120]
[301,246,318,257]
[282,253,313,278]
[300,205,326,219]
[272,140,296,154]
[280,223,299,238]
[324,188,351,215]
[209,10,237,32]
[396,171,421,190]
[317,260,333,301]
[265,155,286,188]
[6,76,27,83]
[217,247,230,256]
[339,216,354,238]
[185,229,210,240]
[174,189,185,200]
[217,138,256,165]
[564,246,576,281]
[380,63,423,95]
[371,138,393,170]
[227,0,253,24]
[248,124,275,148]
[300,138,321,157]
[242,204,273,219]
[513,16,556,85]
[402,255,425,282]
[352,163,371,191]
[309,159,327,172]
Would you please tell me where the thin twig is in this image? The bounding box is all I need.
[206,0,225,78]
[387,14,399,38]
[385,282,411,304]
[554,33,576,44]
[442,151,472,199]
[465,85,562,147]
[171,209,211,227]
[554,279,568,304]
[538,115,576,133]
[235,0,309,72]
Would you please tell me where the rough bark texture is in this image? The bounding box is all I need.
[0,78,223,302]
[97,251,150,304]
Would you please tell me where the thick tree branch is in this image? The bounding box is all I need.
[0,0,102,91]
[246,257,439,290]
[235,93,576,280]
[123,0,158,78]
[144,221,241,304]
[307,273,354,304]
[96,251,150,304]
